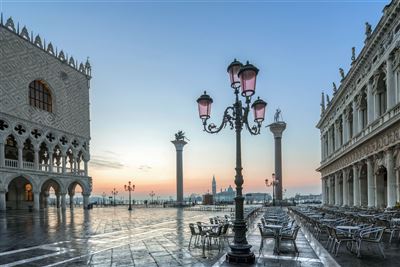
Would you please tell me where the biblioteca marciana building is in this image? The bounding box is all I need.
[0,16,92,211]
[317,2,400,209]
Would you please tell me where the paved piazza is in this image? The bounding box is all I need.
[0,206,332,267]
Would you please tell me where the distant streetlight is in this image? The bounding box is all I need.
[265,173,278,206]
[111,188,118,206]
[124,181,135,211]
[149,191,155,204]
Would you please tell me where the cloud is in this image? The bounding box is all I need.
[138,165,152,172]
[90,155,124,169]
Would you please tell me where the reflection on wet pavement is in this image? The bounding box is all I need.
[0,207,228,266]
[0,207,333,266]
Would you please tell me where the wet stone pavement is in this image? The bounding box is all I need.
[0,207,335,267]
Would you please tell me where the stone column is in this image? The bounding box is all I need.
[83,193,90,209]
[386,149,396,207]
[69,193,74,209]
[171,139,188,206]
[33,146,39,170]
[84,160,88,176]
[367,80,374,124]
[387,54,396,110]
[56,194,60,209]
[321,177,326,205]
[396,169,400,203]
[48,152,53,172]
[353,164,360,206]
[18,143,23,169]
[33,191,40,211]
[335,173,340,206]
[0,142,4,168]
[343,116,349,144]
[327,130,331,156]
[332,121,339,152]
[343,169,349,206]
[352,99,358,135]
[329,177,335,205]
[367,157,375,207]
[269,122,287,201]
[0,190,6,211]
[60,193,67,210]
[374,90,380,119]
[61,152,66,174]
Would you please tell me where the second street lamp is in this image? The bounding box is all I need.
[196,59,267,264]
[125,181,135,211]
[111,188,118,207]
[265,173,278,206]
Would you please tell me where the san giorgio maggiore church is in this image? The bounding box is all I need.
[0,15,92,211]
[318,1,400,209]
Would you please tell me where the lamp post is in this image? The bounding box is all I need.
[111,188,118,206]
[101,192,106,206]
[196,59,267,264]
[124,181,135,211]
[265,173,278,206]
[149,191,155,204]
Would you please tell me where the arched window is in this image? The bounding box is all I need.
[29,80,52,112]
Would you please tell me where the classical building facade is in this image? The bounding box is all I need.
[317,2,400,208]
[0,16,92,211]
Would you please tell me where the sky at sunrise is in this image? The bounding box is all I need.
[0,0,388,200]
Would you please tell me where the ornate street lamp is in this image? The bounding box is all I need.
[149,191,155,204]
[265,173,278,206]
[196,59,267,264]
[111,188,118,207]
[125,181,135,211]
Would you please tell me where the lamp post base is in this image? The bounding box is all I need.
[226,244,255,264]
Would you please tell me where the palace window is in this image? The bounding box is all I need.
[25,184,33,201]
[29,80,52,112]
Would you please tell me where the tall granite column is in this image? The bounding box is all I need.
[269,121,286,201]
[172,139,187,207]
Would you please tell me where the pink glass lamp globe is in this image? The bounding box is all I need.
[251,97,267,122]
[227,59,243,89]
[196,91,213,120]
[238,61,259,97]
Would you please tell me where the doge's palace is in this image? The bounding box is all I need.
[0,15,92,211]
[317,2,400,209]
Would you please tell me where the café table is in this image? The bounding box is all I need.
[264,224,283,254]
[201,223,220,258]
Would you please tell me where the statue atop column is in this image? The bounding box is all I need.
[175,130,189,142]
[274,108,282,122]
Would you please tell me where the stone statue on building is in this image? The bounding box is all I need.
[351,47,356,62]
[365,22,372,39]
[332,82,337,94]
[339,68,345,80]
[274,109,282,122]
[326,94,330,106]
